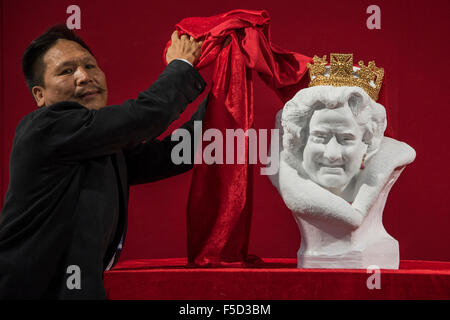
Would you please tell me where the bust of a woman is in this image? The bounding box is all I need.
[269,54,415,269]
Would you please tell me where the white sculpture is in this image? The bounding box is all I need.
[269,54,416,269]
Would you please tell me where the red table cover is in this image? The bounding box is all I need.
[104,258,450,300]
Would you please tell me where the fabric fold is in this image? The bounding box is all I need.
[164,9,312,266]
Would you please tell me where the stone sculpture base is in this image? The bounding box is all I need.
[295,166,405,269]
[298,237,399,269]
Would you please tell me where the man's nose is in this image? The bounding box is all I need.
[74,66,92,85]
[323,136,342,162]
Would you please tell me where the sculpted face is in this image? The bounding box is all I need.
[302,105,367,193]
[32,39,108,110]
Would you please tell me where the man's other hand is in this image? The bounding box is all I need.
[166,31,203,66]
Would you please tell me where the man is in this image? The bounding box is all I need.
[0,25,206,299]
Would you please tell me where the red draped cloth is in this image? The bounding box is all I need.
[164,10,311,266]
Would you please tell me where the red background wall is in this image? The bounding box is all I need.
[1,0,449,263]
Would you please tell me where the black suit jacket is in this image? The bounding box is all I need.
[0,60,206,299]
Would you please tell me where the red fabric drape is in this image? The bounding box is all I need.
[164,9,311,266]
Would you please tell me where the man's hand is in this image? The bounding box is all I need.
[166,30,203,66]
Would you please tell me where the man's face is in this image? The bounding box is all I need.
[32,39,108,110]
[302,105,367,192]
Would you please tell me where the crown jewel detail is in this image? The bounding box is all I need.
[307,53,384,101]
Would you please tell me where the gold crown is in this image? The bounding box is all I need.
[307,53,384,101]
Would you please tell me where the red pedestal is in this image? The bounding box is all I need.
[103,258,450,300]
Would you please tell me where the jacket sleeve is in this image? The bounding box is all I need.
[125,94,208,185]
[33,60,205,162]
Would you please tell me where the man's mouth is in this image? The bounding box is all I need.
[77,89,101,99]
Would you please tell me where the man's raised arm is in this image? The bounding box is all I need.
[125,94,208,185]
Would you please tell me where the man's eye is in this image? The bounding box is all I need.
[61,68,73,75]
[85,64,96,69]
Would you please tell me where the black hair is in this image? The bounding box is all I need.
[22,24,93,92]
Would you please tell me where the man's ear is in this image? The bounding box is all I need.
[32,86,45,108]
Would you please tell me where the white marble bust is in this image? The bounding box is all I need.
[269,85,416,269]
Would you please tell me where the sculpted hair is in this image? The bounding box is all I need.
[22,24,93,92]
[280,86,387,161]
